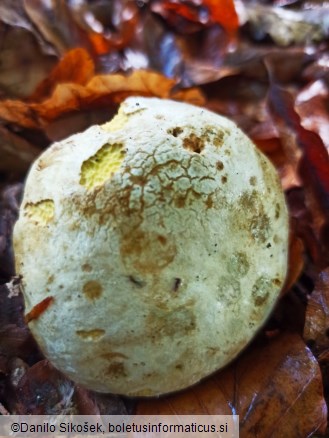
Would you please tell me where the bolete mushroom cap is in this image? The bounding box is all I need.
[13,97,288,396]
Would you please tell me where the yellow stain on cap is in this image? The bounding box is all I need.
[101,110,128,133]
[24,199,55,225]
[80,143,125,190]
[76,329,105,340]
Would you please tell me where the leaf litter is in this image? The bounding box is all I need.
[0,0,329,436]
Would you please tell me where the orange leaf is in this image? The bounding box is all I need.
[29,48,95,102]
[25,296,54,324]
[0,100,40,130]
[137,333,327,437]
[204,0,239,33]
[153,0,239,33]
[87,32,112,56]
[0,69,205,129]
[161,3,201,23]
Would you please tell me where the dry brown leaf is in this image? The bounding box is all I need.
[7,360,76,414]
[0,125,41,174]
[30,48,95,101]
[0,185,22,282]
[281,232,305,295]
[246,4,327,46]
[304,268,329,355]
[0,56,205,129]
[23,0,86,54]
[0,0,55,56]
[137,332,327,437]
[268,80,329,267]
[295,79,329,151]
[4,359,128,415]
[0,24,56,99]
[69,1,139,54]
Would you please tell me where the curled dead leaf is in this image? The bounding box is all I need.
[0,125,41,174]
[246,4,327,46]
[281,231,305,296]
[30,48,95,102]
[69,1,139,54]
[25,296,54,324]
[137,333,327,437]
[0,49,205,130]
[304,268,329,355]
[6,360,76,414]
[295,79,329,151]
[268,80,329,266]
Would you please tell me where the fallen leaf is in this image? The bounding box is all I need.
[23,0,87,54]
[151,0,238,34]
[281,231,305,295]
[268,80,329,266]
[0,401,9,415]
[295,79,329,151]
[137,332,327,437]
[303,52,329,83]
[70,387,129,415]
[246,4,327,46]
[0,0,56,56]
[304,268,329,356]
[30,48,95,101]
[0,281,23,326]
[0,51,205,130]
[0,210,16,281]
[4,359,127,415]
[24,296,54,324]
[6,360,76,414]
[0,24,56,99]
[203,0,239,32]
[0,125,41,174]
[68,0,139,54]
[285,189,323,265]
[0,325,32,358]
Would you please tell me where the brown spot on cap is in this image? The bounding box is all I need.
[157,235,167,245]
[101,352,128,360]
[47,275,54,284]
[76,329,105,340]
[168,127,183,137]
[183,134,204,154]
[106,362,127,378]
[272,278,282,287]
[254,293,269,307]
[275,203,281,219]
[252,276,272,307]
[83,281,103,300]
[120,230,176,273]
[213,131,224,147]
[205,195,213,209]
[249,176,257,186]
[174,196,186,208]
[216,161,224,171]
[82,263,92,272]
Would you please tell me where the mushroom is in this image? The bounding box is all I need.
[13,97,288,396]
